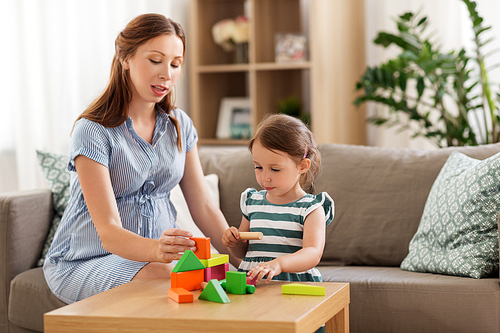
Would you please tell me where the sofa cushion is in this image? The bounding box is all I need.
[318,266,500,333]
[198,147,259,227]
[9,267,66,332]
[314,143,500,267]
[400,151,500,278]
[35,151,70,266]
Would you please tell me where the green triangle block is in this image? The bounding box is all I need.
[198,279,230,303]
[172,250,206,273]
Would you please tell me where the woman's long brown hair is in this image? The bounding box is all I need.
[75,14,185,150]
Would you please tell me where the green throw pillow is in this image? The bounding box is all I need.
[36,150,71,266]
[401,151,500,278]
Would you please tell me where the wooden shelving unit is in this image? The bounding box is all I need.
[189,0,310,145]
[189,0,368,146]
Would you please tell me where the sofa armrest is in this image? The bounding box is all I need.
[0,189,53,287]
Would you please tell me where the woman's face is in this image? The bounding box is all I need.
[123,34,184,107]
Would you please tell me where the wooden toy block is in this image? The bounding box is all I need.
[172,250,206,273]
[190,237,211,260]
[168,288,193,303]
[281,283,326,296]
[225,271,247,294]
[171,269,204,291]
[199,254,229,268]
[239,232,263,240]
[246,276,257,286]
[204,263,229,282]
[246,284,256,294]
[198,279,230,303]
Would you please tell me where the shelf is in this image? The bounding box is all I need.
[199,138,249,146]
[198,61,311,73]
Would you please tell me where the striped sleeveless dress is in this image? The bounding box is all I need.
[238,188,334,281]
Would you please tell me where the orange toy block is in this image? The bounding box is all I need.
[190,237,211,260]
[171,269,204,291]
[168,288,193,303]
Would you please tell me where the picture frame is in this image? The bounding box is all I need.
[275,33,308,62]
[216,97,252,140]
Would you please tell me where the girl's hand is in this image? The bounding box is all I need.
[222,227,242,247]
[248,259,282,284]
[158,229,196,263]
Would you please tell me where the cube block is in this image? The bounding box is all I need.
[204,263,229,282]
[190,237,211,260]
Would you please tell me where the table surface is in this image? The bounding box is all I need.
[44,279,349,333]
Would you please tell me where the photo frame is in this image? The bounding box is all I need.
[216,97,252,140]
[275,33,308,62]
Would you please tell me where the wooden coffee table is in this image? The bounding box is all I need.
[44,280,349,333]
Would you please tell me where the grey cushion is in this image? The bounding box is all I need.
[315,143,500,266]
[318,266,500,333]
[9,268,66,332]
[199,148,259,227]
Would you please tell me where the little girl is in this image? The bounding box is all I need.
[222,114,334,284]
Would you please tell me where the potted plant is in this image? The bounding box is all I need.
[354,0,500,147]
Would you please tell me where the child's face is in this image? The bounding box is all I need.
[252,141,306,201]
[123,34,184,107]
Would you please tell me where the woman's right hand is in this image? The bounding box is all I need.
[158,228,196,263]
[222,226,242,248]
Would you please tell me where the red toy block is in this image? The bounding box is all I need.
[171,269,204,291]
[204,263,229,282]
[246,276,257,286]
[190,237,211,260]
[168,288,194,303]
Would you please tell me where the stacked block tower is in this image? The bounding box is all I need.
[168,237,255,303]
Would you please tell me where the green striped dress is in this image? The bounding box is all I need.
[238,188,334,282]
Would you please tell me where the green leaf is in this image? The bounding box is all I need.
[417,17,427,26]
[417,76,425,98]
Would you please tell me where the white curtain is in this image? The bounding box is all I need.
[0,0,189,192]
[364,0,500,149]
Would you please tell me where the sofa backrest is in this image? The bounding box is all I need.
[199,143,500,267]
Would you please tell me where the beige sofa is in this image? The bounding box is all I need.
[2,143,500,332]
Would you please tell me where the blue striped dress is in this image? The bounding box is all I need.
[43,107,197,304]
[238,188,334,282]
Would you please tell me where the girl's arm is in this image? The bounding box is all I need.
[178,145,239,267]
[75,155,196,263]
[222,216,250,259]
[248,206,326,283]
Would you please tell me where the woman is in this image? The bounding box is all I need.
[44,13,231,304]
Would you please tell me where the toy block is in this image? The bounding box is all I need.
[246,284,256,294]
[172,250,205,273]
[199,253,229,268]
[190,237,211,259]
[204,263,229,282]
[281,283,326,296]
[246,276,257,286]
[168,288,193,303]
[171,269,204,291]
[239,232,263,240]
[198,279,230,303]
[225,271,247,294]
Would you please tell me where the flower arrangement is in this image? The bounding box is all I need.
[212,16,249,52]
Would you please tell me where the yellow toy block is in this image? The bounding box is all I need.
[281,283,325,296]
[199,254,229,268]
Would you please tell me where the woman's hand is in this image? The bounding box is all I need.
[222,226,244,248]
[247,259,282,284]
[157,229,196,263]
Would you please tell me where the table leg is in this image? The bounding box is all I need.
[325,305,349,333]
